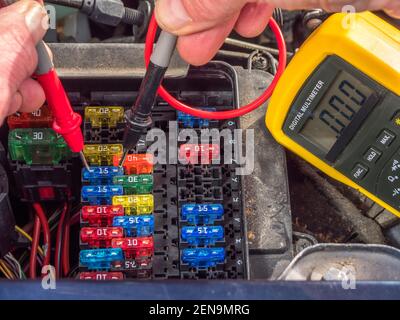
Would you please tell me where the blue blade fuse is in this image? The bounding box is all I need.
[82,166,124,184]
[82,185,124,205]
[181,204,224,225]
[112,215,154,237]
[181,226,224,246]
[177,108,216,128]
[80,248,124,270]
[181,248,225,268]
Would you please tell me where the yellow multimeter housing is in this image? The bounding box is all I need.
[266,12,400,217]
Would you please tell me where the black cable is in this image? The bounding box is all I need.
[45,0,145,26]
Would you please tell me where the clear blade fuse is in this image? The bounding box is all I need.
[8,128,71,165]
[181,226,224,246]
[111,236,154,262]
[113,153,153,175]
[112,215,154,237]
[112,174,153,194]
[81,205,124,226]
[82,166,124,184]
[81,185,124,205]
[84,106,124,128]
[181,204,224,225]
[112,195,154,215]
[80,227,124,248]
[80,248,124,270]
[181,248,225,268]
[84,144,123,166]
[111,260,152,278]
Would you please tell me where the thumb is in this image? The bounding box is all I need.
[0,0,48,121]
[155,0,249,35]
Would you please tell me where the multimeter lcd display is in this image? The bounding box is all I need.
[301,71,374,153]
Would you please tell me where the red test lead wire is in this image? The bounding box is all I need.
[35,42,84,153]
[144,13,287,120]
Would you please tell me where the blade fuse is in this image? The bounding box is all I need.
[80,227,124,248]
[82,166,124,184]
[113,154,153,175]
[7,105,53,129]
[80,248,124,270]
[178,144,220,165]
[111,236,154,262]
[8,128,71,165]
[181,248,225,268]
[81,205,124,226]
[81,185,123,205]
[181,204,224,225]
[112,174,153,194]
[181,226,224,246]
[177,108,216,128]
[111,260,152,277]
[112,195,154,215]
[84,144,123,166]
[79,272,124,281]
[84,106,125,128]
[112,215,154,237]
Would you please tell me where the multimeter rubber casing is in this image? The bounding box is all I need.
[266,12,400,217]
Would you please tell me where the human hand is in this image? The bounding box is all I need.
[155,0,400,65]
[0,0,48,124]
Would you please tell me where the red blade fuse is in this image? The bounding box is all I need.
[80,227,124,248]
[35,42,89,170]
[112,236,154,265]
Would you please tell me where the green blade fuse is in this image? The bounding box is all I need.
[8,128,71,165]
[113,174,153,195]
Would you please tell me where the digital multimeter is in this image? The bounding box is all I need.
[266,12,400,217]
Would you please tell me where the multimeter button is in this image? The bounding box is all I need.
[392,112,400,127]
[351,164,369,180]
[363,147,382,164]
[377,130,396,147]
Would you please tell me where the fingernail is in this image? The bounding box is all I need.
[24,2,48,36]
[156,0,192,32]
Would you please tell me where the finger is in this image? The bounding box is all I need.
[268,0,397,12]
[385,10,400,18]
[155,0,249,35]
[0,0,48,44]
[177,14,239,66]
[11,78,45,114]
[0,0,49,95]
[8,91,23,116]
[235,2,273,38]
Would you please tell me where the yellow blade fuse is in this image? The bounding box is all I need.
[84,144,123,166]
[84,107,125,128]
[112,195,154,215]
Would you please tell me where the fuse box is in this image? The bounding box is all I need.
[3,62,249,282]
